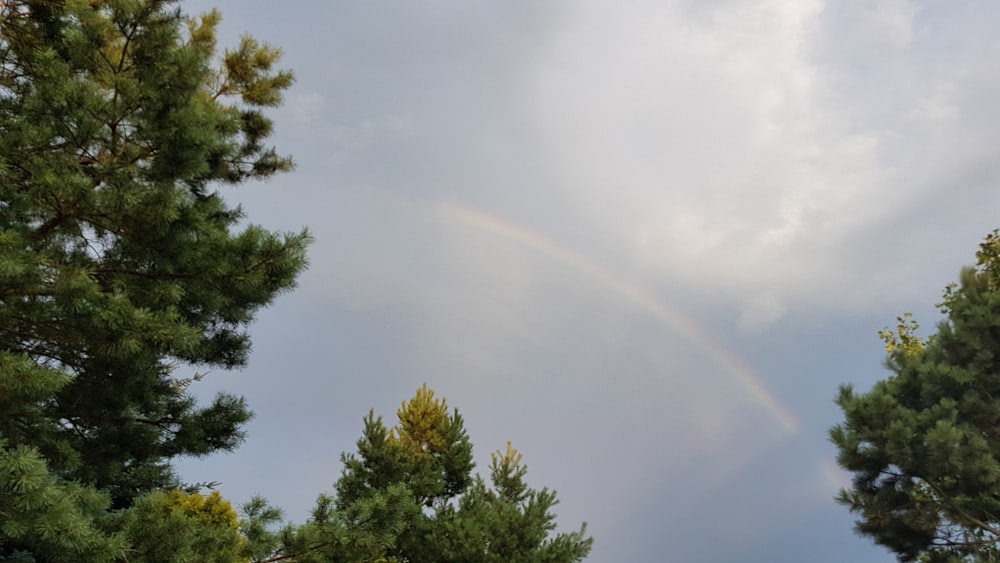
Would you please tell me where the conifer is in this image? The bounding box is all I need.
[0,0,307,557]
[832,230,1000,561]
[273,386,593,563]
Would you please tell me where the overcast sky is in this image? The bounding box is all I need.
[174,1,1000,561]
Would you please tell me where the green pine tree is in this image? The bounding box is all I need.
[270,385,593,563]
[0,0,308,557]
[832,230,1000,562]
[0,438,127,562]
[118,489,246,563]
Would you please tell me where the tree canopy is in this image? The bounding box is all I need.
[832,230,1000,562]
[0,0,309,558]
[270,384,594,563]
[0,0,308,509]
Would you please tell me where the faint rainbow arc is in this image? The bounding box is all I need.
[437,202,798,433]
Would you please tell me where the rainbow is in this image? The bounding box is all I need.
[823,460,853,493]
[437,202,798,433]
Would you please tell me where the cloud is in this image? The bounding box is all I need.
[523,1,843,291]
[512,0,1000,317]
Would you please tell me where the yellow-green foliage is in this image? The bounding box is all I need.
[121,490,246,563]
[491,441,523,471]
[975,229,1000,284]
[878,312,926,357]
[390,383,449,456]
[160,489,242,530]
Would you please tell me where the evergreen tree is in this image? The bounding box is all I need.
[0,1,308,558]
[0,438,127,562]
[272,385,593,563]
[0,0,308,516]
[832,230,1000,562]
[118,489,245,563]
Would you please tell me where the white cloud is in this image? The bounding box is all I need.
[525,1,846,293]
[516,0,1000,316]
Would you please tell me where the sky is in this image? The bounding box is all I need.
[173,1,1000,561]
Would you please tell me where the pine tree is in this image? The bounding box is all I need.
[118,489,246,563]
[272,385,593,563]
[0,0,308,515]
[832,230,1000,562]
[0,438,127,562]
